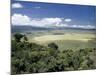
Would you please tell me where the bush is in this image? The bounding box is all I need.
[11,36,96,74]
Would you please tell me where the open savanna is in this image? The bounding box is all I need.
[27,30,96,50]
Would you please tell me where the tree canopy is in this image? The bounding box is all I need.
[11,34,96,75]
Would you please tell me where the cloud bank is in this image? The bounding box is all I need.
[12,3,23,8]
[12,14,65,27]
[65,19,72,22]
[12,13,95,29]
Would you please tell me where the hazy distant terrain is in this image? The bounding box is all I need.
[12,26,96,50]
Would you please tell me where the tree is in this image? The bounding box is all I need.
[48,43,58,50]
[14,33,24,42]
[11,37,96,74]
[23,35,28,42]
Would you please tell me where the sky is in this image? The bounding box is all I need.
[11,0,96,29]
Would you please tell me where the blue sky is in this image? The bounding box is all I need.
[11,0,96,29]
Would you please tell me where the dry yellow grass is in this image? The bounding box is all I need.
[28,33,95,44]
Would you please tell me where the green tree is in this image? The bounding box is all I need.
[48,43,58,50]
[23,35,28,42]
[14,33,24,42]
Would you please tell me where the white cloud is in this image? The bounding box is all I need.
[65,19,72,22]
[12,14,63,27]
[30,18,63,27]
[12,13,95,29]
[12,3,23,8]
[12,14,31,25]
[41,18,62,26]
[71,25,95,29]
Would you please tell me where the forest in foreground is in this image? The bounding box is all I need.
[11,33,96,75]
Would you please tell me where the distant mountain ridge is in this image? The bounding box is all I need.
[11,25,53,33]
[11,25,96,33]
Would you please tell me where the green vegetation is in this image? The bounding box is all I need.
[11,33,96,75]
[13,33,28,42]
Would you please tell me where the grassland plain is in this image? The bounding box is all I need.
[27,31,96,50]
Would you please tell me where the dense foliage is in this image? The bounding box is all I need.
[11,33,96,75]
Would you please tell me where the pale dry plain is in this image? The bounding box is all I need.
[28,32,96,50]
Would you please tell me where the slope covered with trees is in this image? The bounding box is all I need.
[11,33,96,75]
